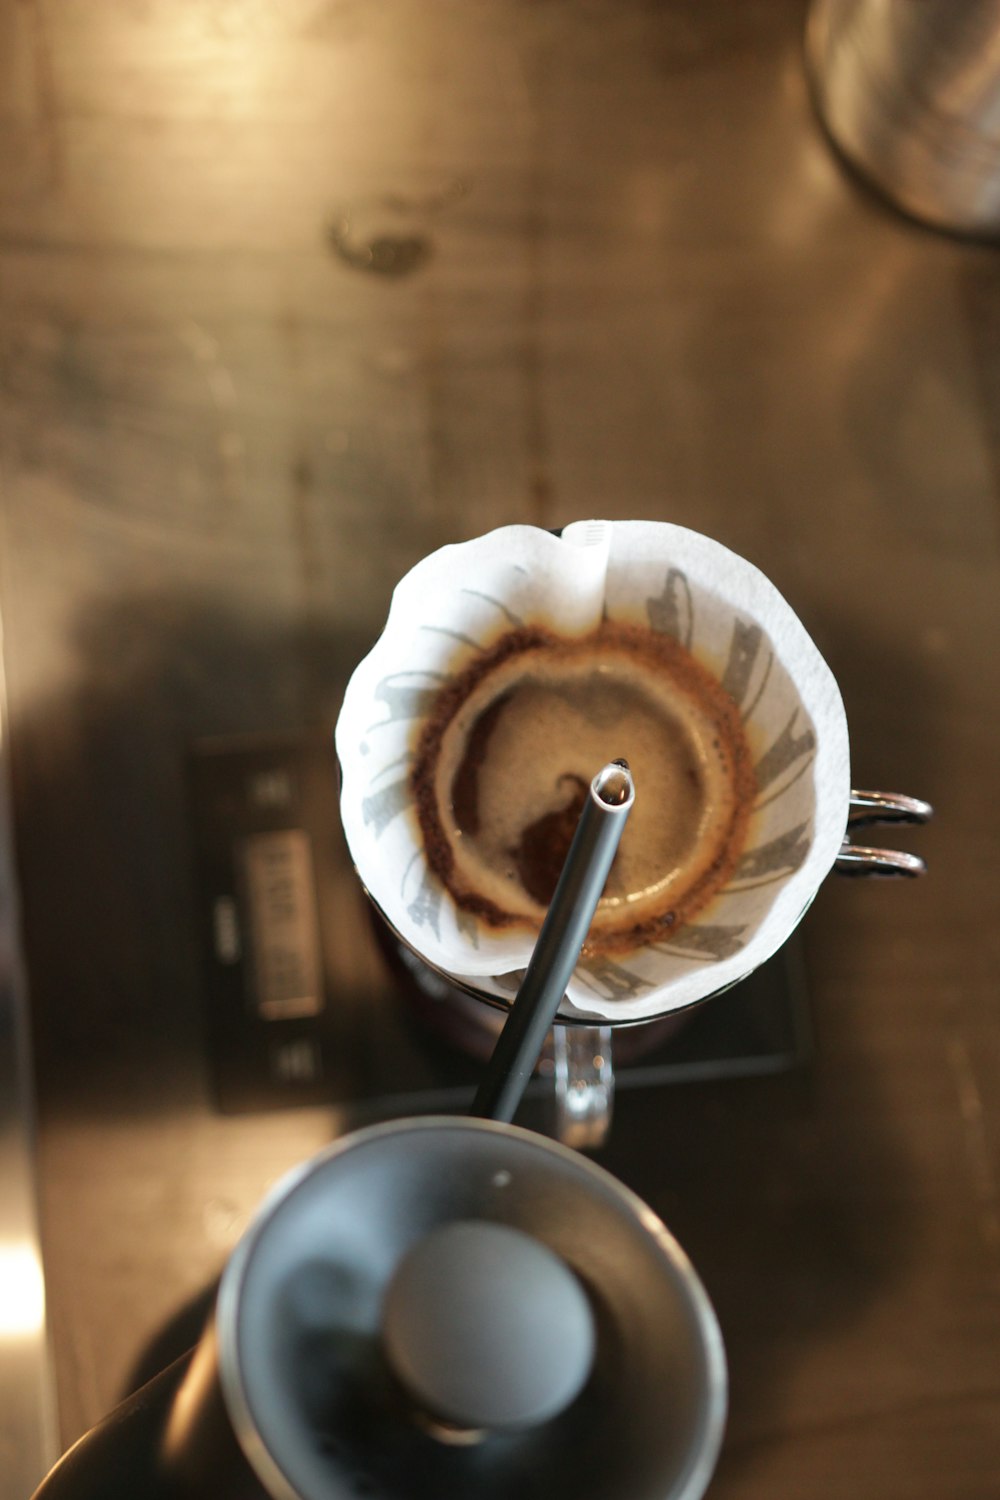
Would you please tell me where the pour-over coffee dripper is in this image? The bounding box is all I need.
[337,521,933,1148]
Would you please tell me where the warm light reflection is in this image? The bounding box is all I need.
[0,1242,46,1338]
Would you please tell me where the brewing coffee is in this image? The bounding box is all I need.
[411,623,756,956]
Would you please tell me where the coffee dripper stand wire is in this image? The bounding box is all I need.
[470,759,635,1125]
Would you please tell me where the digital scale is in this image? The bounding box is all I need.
[188,734,812,1120]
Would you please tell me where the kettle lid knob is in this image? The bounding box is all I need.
[381,1220,596,1431]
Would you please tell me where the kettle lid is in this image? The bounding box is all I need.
[216,1116,726,1500]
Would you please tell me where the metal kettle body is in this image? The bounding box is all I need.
[30,1345,268,1500]
[807,0,1000,236]
[32,1117,727,1500]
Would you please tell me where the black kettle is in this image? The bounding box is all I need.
[32,1115,726,1500]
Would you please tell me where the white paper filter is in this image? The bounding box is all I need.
[336,522,851,1022]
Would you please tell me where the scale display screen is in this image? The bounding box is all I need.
[240,830,322,1021]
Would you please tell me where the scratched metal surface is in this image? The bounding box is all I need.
[0,1,998,1495]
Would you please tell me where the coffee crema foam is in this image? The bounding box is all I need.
[410,624,757,956]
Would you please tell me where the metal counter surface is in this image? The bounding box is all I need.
[1,1,998,1495]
